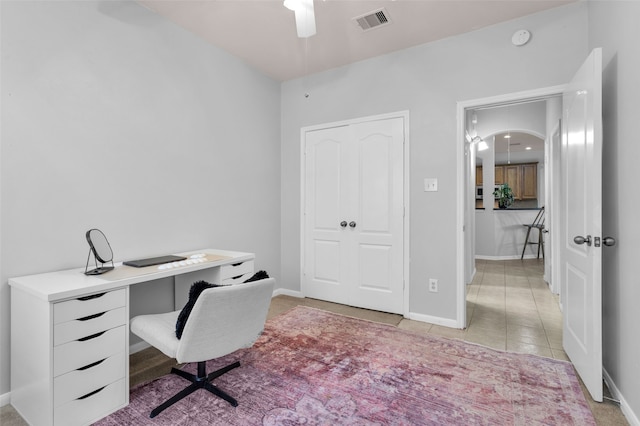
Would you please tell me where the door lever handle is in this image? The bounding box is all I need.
[573,235,592,246]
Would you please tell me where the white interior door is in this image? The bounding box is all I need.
[304,125,351,305]
[349,118,404,313]
[561,48,603,402]
[303,116,405,314]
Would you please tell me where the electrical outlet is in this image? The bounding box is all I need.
[429,278,438,293]
[424,178,438,192]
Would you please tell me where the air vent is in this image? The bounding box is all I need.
[353,8,391,32]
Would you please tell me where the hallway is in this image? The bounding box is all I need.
[466,258,564,358]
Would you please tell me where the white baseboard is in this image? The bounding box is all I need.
[129,340,151,355]
[406,311,459,329]
[0,391,10,407]
[467,267,477,285]
[603,368,639,426]
[272,288,304,298]
[476,254,541,261]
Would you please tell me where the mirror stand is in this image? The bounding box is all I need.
[85,248,114,275]
[84,228,115,275]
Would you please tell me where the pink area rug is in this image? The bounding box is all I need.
[95,306,594,425]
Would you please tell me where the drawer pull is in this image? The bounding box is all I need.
[77,358,107,371]
[78,331,106,342]
[77,292,106,301]
[232,274,243,280]
[232,262,244,267]
[77,386,106,400]
[77,311,106,321]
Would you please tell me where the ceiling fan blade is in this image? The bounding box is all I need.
[294,0,316,38]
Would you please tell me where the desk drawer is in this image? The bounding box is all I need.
[219,260,254,281]
[54,378,126,426]
[54,351,126,407]
[54,289,126,324]
[54,306,127,346]
[222,272,255,286]
[54,325,126,377]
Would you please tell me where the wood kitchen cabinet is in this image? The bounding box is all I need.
[505,165,521,199]
[521,163,538,199]
[495,166,504,184]
[476,163,537,201]
[476,166,483,186]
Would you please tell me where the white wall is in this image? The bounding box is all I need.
[0,0,281,396]
[589,1,640,422]
[281,3,588,320]
[476,101,547,142]
[475,209,544,259]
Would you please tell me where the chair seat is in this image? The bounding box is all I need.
[131,310,180,359]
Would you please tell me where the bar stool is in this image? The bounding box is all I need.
[521,207,545,260]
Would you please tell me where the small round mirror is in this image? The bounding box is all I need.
[85,229,114,275]
[86,229,113,263]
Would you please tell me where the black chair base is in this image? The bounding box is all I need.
[150,360,240,418]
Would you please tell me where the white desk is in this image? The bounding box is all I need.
[9,248,254,426]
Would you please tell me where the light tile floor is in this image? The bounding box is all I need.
[1,259,628,425]
[465,258,566,360]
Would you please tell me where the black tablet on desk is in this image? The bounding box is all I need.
[123,255,187,268]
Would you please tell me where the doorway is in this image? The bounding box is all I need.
[457,49,605,402]
[456,86,565,327]
[462,95,563,352]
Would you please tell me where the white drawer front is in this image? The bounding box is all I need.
[54,351,126,407]
[219,260,254,280]
[222,272,255,286]
[54,325,126,377]
[54,378,126,426]
[54,289,126,324]
[54,306,127,346]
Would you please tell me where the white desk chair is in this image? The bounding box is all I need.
[130,278,275,418]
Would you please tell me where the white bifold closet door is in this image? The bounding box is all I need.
[303,117,404,314]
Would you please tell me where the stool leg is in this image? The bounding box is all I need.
[521,227,532,260]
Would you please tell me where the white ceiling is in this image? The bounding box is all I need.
[138,0,575,82]
[494,132,544,153]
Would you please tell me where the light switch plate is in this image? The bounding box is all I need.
[424,178,438,192]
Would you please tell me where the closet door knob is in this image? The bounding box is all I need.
[340,221,348,228]
[349,221,357,228]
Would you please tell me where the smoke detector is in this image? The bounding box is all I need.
[353,8,391,32]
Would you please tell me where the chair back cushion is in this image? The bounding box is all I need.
[175,281,222,339]
[175,278,275,364]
